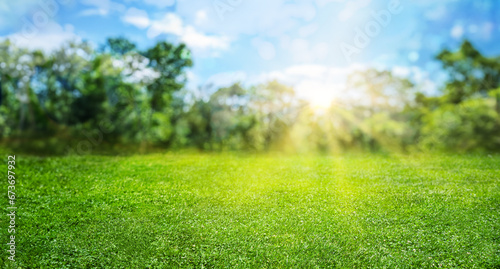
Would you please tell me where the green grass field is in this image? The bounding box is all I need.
[1,153,499,268]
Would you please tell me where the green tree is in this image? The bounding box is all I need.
[101,37,137,56]
[144,42,193,144]
[437,40,500,114]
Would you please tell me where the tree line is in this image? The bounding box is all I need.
[0,38,499,153]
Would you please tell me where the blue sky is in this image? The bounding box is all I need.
[0,0,499,106]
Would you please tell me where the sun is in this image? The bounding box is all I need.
[295,82,339,110]
[307,94,335,110]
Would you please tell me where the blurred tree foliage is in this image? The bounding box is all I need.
[420,40,500,151]
[0,38,499,153]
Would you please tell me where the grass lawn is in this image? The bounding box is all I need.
[1,153,499,268]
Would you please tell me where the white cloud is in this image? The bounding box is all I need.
[450,25,464,39]
[298,23,319,37]
[408,51,420,62]
[120,12,230,52]
[479,22,494,40]
[392,66,412,77]
[122,8,150,29]
[195,10,208,26]
[425,5,447,21]
[285,65,332,79]
[174,0,319,38]
[314,0,345,7]
[182,26,229,50]
[338,0,372,22]
[147,13,184,38]
[251,38,276,61]
[80,8,108,16]
[4,22,80,52]
[282,38,329,63]
[143,0,176,8]
[80,0,125,16]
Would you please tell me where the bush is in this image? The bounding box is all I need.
[419,98,500,152]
